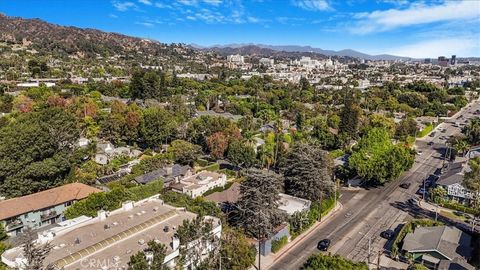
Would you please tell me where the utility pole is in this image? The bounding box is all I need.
[333,175,337,208]
[377,250,381,270]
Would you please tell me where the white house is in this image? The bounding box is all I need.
[170,171,227,198]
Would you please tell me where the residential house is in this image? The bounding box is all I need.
[437,162,479,204]
[402,225,473,269]
[170,171,227,198]
[0,183,101,236]
[277,193,311,216]
[134,164,193,186]
[94,141,142,165]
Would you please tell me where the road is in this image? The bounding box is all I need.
[268,100,480,270]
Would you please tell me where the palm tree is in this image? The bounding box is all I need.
[463,117,480,145]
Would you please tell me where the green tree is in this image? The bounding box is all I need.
[280,143,334,202]
[349,128,414,184]
[167,139,201,165]
[339,98,361,139]
[141,108,176,148]
[237,168,286,239]
[217,227,256,270]
[127,240,168,270]
[0,223,7,241]
[227,140,257,168]
[462,117,480,145]
[0,107,80,197]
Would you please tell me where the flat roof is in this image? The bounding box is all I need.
[3,199,199,270]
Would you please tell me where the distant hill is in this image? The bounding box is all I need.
[0,13,190,59]
[196,43,411,61]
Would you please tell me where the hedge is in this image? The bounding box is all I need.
[301,254,368,270]
[271,235,288,253]
[202,181,234,197]
[390,219,443,258]
[291,192,339,239]
[440,200,480,216]
[416,123,434,138]
[64,180,164,219]
[160,190,222,217]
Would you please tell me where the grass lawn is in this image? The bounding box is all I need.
[440,210,467,222]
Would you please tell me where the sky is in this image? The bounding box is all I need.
[0,0,479,58]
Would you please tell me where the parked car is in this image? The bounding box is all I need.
[317,239,331,251]
[429,132,436,137]
[400,183,411,189]
[381,230,395,239]
[427,141,434,146]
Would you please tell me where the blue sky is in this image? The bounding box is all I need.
[1,0,479,57]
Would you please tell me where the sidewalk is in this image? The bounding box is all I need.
[252,202,343,270]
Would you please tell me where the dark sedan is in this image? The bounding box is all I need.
[317,239,331,251]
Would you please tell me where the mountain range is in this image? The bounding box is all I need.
[193,43,412,61]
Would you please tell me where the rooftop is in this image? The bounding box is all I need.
[403,225,472,261]
[0,183,101,221]
[277,193,312,215]
[2,198,208,270]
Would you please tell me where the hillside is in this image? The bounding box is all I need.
[0,13,192,59]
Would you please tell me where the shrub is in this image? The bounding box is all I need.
[416,123,433,138]
[65,180,163,219]
[160,191,221,217]
[271,235,288,253]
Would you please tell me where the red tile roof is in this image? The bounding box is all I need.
[0,183,101,220]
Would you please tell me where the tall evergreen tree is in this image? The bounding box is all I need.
[280,143,334,202]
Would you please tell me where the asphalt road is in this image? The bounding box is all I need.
[268,100,480,270]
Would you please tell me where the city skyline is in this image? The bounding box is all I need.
[0,0,479,58]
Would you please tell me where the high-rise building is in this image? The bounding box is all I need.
[438,56,449,67]
[451,55,456,65]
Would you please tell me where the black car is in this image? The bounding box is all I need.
[381,230,395,239]
[317,239,331,251]
[427,141,434,146]
[400,183,411,189]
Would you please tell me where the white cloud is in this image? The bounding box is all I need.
[113,1,137,11]
[386,38,479,58]
[247,16,259,23]
[203,0,222,5]
[352,0,480,34]
[135,21,155,27]
[109,14,119,18]
[138,0,152,5]
[292,0,331,11]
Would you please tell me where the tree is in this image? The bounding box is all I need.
[448,135,469,157]
[140,108,176,148]
[176,216,218,268]
[339,98,361,138]
[301,254,368,270]
[280,143,334,202]
[464,157,480,210]
[462,117,480,145]
[227,140,257,168]
[0,108,80,197]
[0,223,6,241]
[127,240,168,270]
[217,227,256,270]
[396,118,418,139]
[348,128,414,184]
[167,139,201,165]
[18,228,55,270]
[236,169,286,239]
[207,132,229,159]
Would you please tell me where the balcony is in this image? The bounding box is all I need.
[41,210,58,221]
[5,219,23,231]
